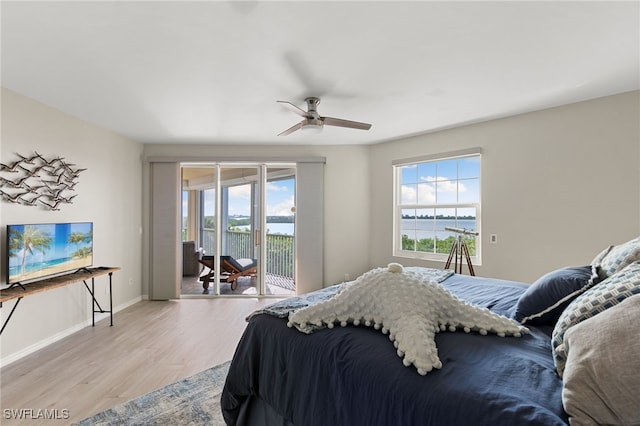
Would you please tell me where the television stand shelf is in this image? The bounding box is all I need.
[0,267,120,335]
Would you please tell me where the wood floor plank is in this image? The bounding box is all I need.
[0,297,277,425]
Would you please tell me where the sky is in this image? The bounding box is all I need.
[226,178,295,217]
[184,177,295,218]
[399,156,480,207]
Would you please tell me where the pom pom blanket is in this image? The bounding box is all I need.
[288,264,528,375]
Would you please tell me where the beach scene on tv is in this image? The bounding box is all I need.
[7,222,93,285]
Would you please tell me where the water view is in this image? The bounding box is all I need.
[401,218,477,236]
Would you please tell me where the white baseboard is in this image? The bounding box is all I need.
[0,295,143,367]
[1,322,90,368]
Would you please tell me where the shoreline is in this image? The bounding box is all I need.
[9,256,92,283]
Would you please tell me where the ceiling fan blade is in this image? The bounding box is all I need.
[323,116,372,131]
[278,121,304,136]
[277,100,310,118]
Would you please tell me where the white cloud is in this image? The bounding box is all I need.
[228,184,252,215]
[229,184,251,199]
[420,175,467,193]
[401,185,417,204]
[268,195,295,216]
[417,183,436,203]
[403,176,471,205]
[267,182,288,192]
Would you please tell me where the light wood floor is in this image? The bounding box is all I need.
[0,297,278,425]
[181,274,295,296]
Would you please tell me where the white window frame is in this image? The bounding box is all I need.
[392,148,482,264]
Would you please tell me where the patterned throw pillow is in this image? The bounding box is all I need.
[552,260,640,377]
[598,236,640,279]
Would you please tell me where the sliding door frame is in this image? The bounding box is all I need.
[146,156,325,298]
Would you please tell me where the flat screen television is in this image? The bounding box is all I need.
[7,222,93,285]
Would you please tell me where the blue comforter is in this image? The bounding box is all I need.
[221,272,568,426]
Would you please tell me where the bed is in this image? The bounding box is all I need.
[221,237,640,426]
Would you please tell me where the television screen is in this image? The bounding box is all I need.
[7,222,93,285]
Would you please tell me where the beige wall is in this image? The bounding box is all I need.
[1,88,143,364]
[369,91,640,283]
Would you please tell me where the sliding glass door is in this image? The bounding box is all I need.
[219,165,261,294]
[264,166,296,295]
[180,163,296,297]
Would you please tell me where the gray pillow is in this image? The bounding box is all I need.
[552,260,640,376]
[561,295,640,426]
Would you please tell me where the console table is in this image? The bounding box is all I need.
[0,267,120,335]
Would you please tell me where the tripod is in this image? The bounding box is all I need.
[444,234,476,276]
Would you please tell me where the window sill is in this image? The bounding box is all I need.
[394,251,482,266]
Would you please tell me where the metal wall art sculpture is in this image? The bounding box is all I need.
[0,152,86,210]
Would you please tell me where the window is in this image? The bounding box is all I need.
[393,150,481,263]
[200,188,215,255]
[181,190,189,241]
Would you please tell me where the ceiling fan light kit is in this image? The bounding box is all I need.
[300,120,324,133]
[277,97,372,136]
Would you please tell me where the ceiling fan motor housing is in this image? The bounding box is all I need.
[305,97,321,119]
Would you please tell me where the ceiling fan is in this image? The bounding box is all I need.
[277,97,372,136]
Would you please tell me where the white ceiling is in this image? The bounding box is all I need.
[2,1,639,145]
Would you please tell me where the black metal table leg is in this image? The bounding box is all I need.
[92,278,95,326]
[0,298,22,336]
[109,272,113,326]
[83,278,106,327]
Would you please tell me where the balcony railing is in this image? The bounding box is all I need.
[200,229,294,279]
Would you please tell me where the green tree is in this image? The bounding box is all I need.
[12,226,53,276]
[8,228,22,257]
[68,231,92,259]
[228,218,250,227]
[266,235,294,276]
[204,216,216,229]
[401,234,476,256]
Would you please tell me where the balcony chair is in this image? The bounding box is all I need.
[182,241,204,276]
[198,255,258,291]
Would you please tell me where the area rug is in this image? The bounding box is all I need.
[75,361,230,425]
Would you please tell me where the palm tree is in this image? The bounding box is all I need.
[8,228,22,258]
[68,231,91,258]
[15,225,53,276]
